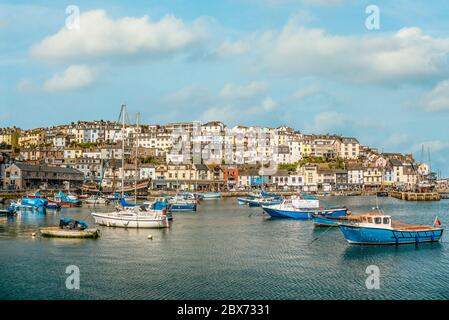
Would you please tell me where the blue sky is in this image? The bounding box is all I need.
[1,0,449,175]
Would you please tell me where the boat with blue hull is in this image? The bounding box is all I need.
[170,203,197,211]
[262,193,348,220]
[338,213,444,245]
[263,205,348,220]
[312,214,342,227]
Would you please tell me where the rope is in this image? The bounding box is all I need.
[309,225,336,245]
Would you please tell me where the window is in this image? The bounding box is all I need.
[383,217,390,224]
[374,217,382,224]
[368,217,373,223]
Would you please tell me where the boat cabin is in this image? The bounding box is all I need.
[346,213,392,228]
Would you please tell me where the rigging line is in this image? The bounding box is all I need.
[309,225,335,245]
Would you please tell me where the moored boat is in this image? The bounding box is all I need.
[92,206,169,229]
[52,191,81,207]
[196,192,221,200]
[84,196,109,205]
[167,195,197,212]
[39,218,100,239]
[262,195,348,220]
[338,213,444,245]
[247,197,283,207]
[40,227,100,238]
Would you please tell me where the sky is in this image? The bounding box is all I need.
[1,0,449,175]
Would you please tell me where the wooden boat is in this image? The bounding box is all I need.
[338,213,444,245]
[39,227,100,238]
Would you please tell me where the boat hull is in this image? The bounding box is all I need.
[339,224,444,245]
[91,212,169,228]
[40,227,100,239]
[197,193,221,200]
[237,198,252,205]
[312,215,341,227]
[169,203,197,212]
[262,206,348,220]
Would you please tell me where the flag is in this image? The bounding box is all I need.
[434,216,441,227]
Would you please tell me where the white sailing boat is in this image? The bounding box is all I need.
[91,104,169,229]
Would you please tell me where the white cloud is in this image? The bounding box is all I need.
[162,85,212,105]
[219,81,269,100]
[384,133,410,147]
[287,84,321,101]
[306,111,347,133]
[30,10,203,62]
[216,40,251,57]
[423,80,449,111]
[261,96,278,111]
[255,19,449,84]
[42,65,97,92]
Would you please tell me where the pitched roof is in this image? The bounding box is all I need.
[14,163,83,174]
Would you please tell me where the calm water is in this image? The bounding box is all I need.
[1,196,449,300]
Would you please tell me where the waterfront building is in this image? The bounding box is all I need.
[3,163,84,189]
[363,166,383,189]
[347,165,364,189]
[335,169,349,190]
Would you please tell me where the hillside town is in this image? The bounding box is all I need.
[0,120,447,194]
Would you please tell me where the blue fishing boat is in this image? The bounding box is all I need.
[168,195,197,212]
[263,204,348,220]
[52,191,81,207]
[262,193,348,220]
[338,213,444,245]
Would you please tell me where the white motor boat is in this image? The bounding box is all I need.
[91,205,169,229]
[84,196,108,205]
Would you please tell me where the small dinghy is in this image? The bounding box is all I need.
[39,218,100,239]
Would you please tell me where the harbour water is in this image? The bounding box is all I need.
[1,196,449,300]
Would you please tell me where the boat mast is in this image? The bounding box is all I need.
[121,104,126,198]
[134,112,140,203]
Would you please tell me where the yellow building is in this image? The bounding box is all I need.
[0,128,20,148]
[300,142,312,157]
[18,130,46,147]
